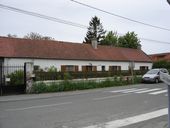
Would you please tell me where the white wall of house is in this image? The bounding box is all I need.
[4,58,152,71]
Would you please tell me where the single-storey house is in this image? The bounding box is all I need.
[0,36,152,72]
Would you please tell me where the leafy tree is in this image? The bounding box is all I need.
[84,16,106,44]
[118,31,141,49]
[23,32,54,40]
[100,31,118,46]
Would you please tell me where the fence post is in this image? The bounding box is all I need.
[24,62,34,93]
[0,62,2,96]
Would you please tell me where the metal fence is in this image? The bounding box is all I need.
[0,65,26,95]
[34,70,148,81]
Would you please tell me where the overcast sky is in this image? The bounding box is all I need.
[0,0,170,54]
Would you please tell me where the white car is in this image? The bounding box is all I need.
[142,68,169,83]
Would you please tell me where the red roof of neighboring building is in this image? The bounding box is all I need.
[0,36,152,62]
[149,53,170,62]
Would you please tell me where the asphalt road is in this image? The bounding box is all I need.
[0,83,168,128]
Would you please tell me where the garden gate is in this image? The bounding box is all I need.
[0,63,26,95]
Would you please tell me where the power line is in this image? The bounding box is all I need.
[140,38,170,45]
[0,4,87,29]
[0,3,170,45]
[116,32,170,45]
[70,0,170,32]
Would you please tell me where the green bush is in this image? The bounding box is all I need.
[31,76,142,94]
[31,82,47,93]
[153,60,170,69]
[64,72,72,80]
[7,70,24,85]
[47,66,57,72]
[133,76,142,84]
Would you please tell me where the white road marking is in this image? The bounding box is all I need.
[93,93,131,101]
[83,108,168,128]
[110,88,137,93]
[122,88,148,93]
[149,90,167,95]
[5,102,72,111]
[135,88,162,94]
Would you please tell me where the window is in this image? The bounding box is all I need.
[102,66,105,71]
[66,65,75,72]
[109,66,121,71]
[82,66,97,72]
[61,65,78,72]
[140,66,148,71]
[34,65,40,71]
[161,69,168,74]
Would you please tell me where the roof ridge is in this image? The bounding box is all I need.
[0,36,151,62]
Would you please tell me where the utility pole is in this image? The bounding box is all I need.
[129,61,135,84]
[160,72,170,128]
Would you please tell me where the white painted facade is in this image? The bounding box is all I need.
[4,58,152,71]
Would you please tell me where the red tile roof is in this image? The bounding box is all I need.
[149,53,170,62]
[0,37,152,62]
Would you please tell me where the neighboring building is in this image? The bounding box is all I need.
[149,53,170,62]
[0,36,152,72]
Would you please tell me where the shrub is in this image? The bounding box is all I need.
[47,66,57,72]
[31,76,142,94]
[64,72,72,80]
[31,82,47,93]
[133,76,142,84]
[7,70,24,85]
[153,60,170,69]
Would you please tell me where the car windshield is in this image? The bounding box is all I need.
[146,69,159,74]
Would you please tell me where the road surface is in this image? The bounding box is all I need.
[0,83,168,128]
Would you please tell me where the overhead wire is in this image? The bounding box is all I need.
[0,3,170,45]
[116,32,170,44]
[0,4,87,29]
[70,0,170,32]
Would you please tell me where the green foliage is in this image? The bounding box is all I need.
[31,76,141,94]
[47,66,57,72]
[7,70,24,85]
[64,72,72,80]
[152,60,170,69]
[84,16,106,43]
[100,31,118,46]
[31,82,47,93]
[118,31,141,49]
[133,76,142,84]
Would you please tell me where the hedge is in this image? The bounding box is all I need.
[31,76,142,94]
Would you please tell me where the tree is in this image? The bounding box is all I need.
[100,31,118,46]
[23,32,54,40]
[118,31,141,49]
[7,34,17,38]
[84,16,106,44]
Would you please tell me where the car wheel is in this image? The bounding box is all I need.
[155,78,159,83]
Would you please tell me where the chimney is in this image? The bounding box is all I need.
[91,38,97,49]
[137,44,142,50]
